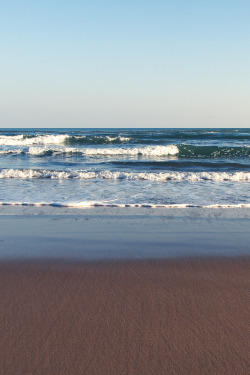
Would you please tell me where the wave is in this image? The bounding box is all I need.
[1,129,250,148]
[0,134,131,146]
[0,144,249,158]
[0,145,179,157]
[65,135,130,145]
[1,169,250,181]
[0,149,23,155]
[0,201,249,208]
[0,134,68,146]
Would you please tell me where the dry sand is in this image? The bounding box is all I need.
[1,258,250,375]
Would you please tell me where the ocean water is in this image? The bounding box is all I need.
[0,128,249,208]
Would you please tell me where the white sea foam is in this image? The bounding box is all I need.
[0,145,179,157]
[55,145,176,156]
[0,134,68,146]
[105,136,130,142]
[0,201,249,209]
[77,145,178,156]
[28,147,51,155]
[1,169,250,181]
[0,149,23,155]
[0,134,131,146]
[33,145,179,156]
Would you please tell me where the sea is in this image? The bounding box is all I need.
[0,128,249,208]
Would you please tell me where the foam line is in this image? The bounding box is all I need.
[0,201,250,208]
[1,169,250,181]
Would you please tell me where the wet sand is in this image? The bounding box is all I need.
[1,258,249,375]
[1,207,250,260]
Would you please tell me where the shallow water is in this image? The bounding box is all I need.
[0,128,249,207]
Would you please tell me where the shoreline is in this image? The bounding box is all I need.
[1,202,250,209]
[0,207,249,261]
[1,206,250,261]
[1,257,249,375]
[1,204,250,215]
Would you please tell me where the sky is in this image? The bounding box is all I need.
[1,0,250,128]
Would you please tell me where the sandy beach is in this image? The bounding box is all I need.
[1,258,249,375]
[0,207,250,374]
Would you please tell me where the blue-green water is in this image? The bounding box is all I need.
[0,128,249,207]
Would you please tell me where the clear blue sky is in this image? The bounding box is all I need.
[1,0,249,128]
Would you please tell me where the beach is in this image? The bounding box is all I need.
[0,128,250,373]
[0,207,250,374]
[1,258,249,375]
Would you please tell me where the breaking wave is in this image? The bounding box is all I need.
[0,134,68,146]
[0,144,249,158]
[0,134,130,146]
[0,145,179,157]
[1,168,250,182]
